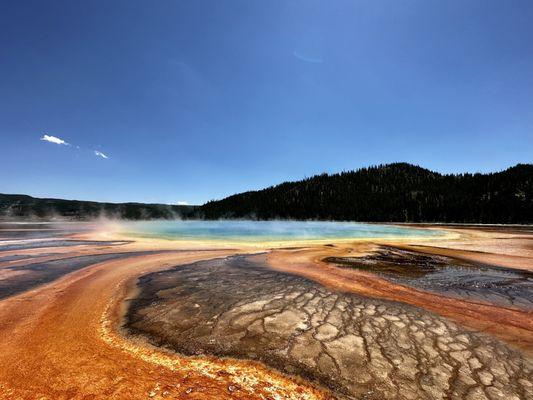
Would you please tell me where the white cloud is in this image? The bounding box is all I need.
[94,150,109,159]
[40,134,112,162]
[177,201,189,205]
[41,134,69,145]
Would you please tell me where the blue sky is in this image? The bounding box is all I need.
[1,0,532,205]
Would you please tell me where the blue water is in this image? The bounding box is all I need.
[121,220,441,243]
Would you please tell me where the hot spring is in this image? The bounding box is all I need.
[116,220,443,243]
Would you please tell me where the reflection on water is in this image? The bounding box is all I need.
[326,247,533,310]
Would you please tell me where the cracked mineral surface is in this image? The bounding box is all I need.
[126,254,533,400]
[325,246,533,310]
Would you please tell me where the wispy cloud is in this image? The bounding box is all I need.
[94,150,109,159]
[177,201,189,205]
[40,133,111,161]
[293,51,323,64]
[41,134,69,145]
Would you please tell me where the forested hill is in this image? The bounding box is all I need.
[2,163,532,223]
[0,194,197,221]
[200,163,533,223]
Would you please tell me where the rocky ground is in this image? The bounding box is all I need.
[1,223,532,399]
[325,246,533,309]
[127,254,533,400]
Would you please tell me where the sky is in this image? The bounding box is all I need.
[1,0,532,205]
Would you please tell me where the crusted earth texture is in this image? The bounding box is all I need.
[127,254,533,400]
[325,246,533,310]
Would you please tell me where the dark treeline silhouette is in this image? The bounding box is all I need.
[0,194,197,221]
[200,163,533,223]
[2,163,532,223]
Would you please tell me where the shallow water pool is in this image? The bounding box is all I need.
[118,220,442,243]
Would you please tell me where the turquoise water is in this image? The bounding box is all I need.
[120,220,441,242]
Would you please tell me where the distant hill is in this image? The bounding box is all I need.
[200,163,533,224]
[2,163,532,223]
[0,194,197,221]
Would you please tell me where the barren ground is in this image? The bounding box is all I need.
[0,223,531,399]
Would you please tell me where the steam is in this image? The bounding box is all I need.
[110,220,437,243]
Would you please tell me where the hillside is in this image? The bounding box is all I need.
[200,163,533,223]
[0,194,197,221]
[2,163,532,223]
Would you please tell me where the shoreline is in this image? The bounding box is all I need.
[0,222,531,399]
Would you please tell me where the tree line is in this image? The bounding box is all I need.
[2,163,531,223]
[200,163,533,224]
